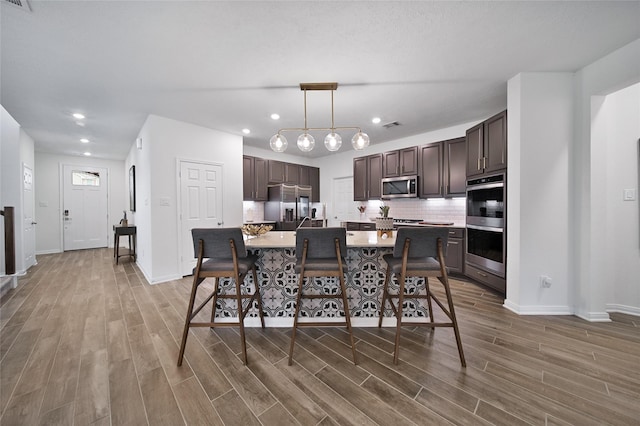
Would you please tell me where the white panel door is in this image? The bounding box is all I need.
[179,161,223,276]
[23,164,36,269]
[62,165,108,251]
[331,177,354,227]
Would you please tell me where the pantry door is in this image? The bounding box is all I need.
[62,165,109,250]
[179,160,223,276]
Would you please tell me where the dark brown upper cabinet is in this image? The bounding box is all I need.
[354,153,382,201]
[284,162,299,184]
[268,160,286,183]
[419,143,443,198]
[466,110,507,178]
[383,146,418,178]
[443,137,466,197]
[309,167,320,202]
[243,156,268,201]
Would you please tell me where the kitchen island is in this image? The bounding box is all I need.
[214,231,431,327]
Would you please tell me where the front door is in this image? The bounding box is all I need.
[62,165,108,251]
[179,160,223,276]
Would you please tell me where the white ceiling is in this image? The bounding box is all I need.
[2,1,639,160]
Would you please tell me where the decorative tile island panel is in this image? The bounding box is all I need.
[212,231,430,325]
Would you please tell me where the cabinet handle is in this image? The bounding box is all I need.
[476,271,488,278]
[483,157,487,169]
[477,158,481,171]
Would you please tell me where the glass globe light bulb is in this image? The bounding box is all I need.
[351,131,370,150]
[324,132,342,151]
[270,134,288,152]
[297,133,315,152]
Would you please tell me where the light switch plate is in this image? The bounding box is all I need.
[623,188,636,201]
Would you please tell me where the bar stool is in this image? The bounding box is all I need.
[177,228,265,366]
[378,227,465,366]
[289,227,358,365]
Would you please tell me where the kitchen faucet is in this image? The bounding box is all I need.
[296,216,311,230]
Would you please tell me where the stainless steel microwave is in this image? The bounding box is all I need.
[381,175,418,199]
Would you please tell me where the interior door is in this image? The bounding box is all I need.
[23,164,36,268]
[179,160,223,276]
[331,177,354,227]
[62,165,108,251]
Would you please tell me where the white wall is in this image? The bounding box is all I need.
[575,38,640,320]
[1,106,35,275]
[34,152,126,254]
[505,73,573,314]
[131,115,244,284]
[605,83,640,314]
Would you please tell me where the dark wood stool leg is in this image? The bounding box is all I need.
[178,276,200,366]
[393,272,406,365]
[251,267,265,329]
[378,265,392,328]
[235,273,248,365]
[210,277,220,324]
[338,274,358,364]
[440,275,466,367]
[288,273,306,366]
[425,277,434,324]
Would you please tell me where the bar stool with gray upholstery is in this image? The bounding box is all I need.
[177,228,265,366]
[288,227,358,365]
[378,227,465,366]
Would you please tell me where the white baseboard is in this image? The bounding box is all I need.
[503,299,572,316]
[606,304,640,317]
[36,249,62,255]
[575,311,612,322]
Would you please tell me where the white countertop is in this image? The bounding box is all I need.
[245,230,396,248]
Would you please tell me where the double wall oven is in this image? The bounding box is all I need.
[466,174,505,279]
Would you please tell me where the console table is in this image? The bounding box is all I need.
[113,225,136,264]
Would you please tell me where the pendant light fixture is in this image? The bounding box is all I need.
[270,82,370,152]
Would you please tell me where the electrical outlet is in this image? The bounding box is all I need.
[540,275,552,288]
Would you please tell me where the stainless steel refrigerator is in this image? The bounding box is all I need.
[265,184,311,230]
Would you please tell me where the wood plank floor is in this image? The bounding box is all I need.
[1,248,639,425]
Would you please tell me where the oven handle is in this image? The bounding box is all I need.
[467,224,503,233]
[466,182,503,191]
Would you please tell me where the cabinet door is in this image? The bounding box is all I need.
[367,154,383,199]
[400,146,418,175]
[298,165,310,186]
[484,110,507,173]
[383,150,400,178]
[445,237,464,273]
[466,123,484,177]
[309,167,320,202]
[254,157,269,201]
[284,162,299,184]
[353,157,368,201]
[243,156,254,201]
[419,143,443,198]
[444,138,466,196]
[268,160,285,183]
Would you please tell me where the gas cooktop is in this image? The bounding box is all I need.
[393,218,424,224]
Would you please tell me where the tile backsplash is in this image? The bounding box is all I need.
[244,198,466,226]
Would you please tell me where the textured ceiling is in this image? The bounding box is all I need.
[1,1,639,159]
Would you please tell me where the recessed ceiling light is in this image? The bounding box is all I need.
[75,121,85,127]
[242,128,251,134]
[72,113,85,119]
[83,152,91,156]
[372,117,381,124]
[80,138,89,143]
[270,113,280,120]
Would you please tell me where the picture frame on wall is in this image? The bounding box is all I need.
[129,165,136,212]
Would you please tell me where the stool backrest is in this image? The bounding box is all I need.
[393,227,449,258]
[295,227,347,260]
[191,228,247,259]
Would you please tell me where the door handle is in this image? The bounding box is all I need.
[217,222,223,226]
[31,221,37,225]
